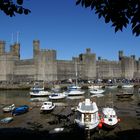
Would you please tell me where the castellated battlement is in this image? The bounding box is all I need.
[0,39,140,82]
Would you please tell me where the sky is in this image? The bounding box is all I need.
[0,0,140,61]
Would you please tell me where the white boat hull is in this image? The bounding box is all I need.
[49,93,67,100]
[66,90,85,96]
[30,91,51,97]
[40,101,55,112]
[101,107,119,129]
[90,89,105,94]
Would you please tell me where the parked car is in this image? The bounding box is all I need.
[12,105,29,116]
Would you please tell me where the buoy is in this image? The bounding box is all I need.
[98,123,102,129]
[118,118,121,122]
[100,118,104,123]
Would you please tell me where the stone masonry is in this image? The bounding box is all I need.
[0,40,140,82]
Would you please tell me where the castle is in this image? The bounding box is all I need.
[0,40,140,82]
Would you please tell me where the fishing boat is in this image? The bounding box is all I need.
[49,93,67,100]
[12,105,29,116]
[100,107,120,129]
[75,98,100,130]
[2,104,15,113]
[40,101,55,113]
[90,88,105,94]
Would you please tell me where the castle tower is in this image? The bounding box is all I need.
[86,48,91,54]
[81,48,96,79]
[10,43,20,59]
[0,41,5,55]
[33,40,40,58]
[119,50,123,61]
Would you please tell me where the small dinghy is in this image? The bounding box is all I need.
[2,104,15,113]
[40,101,55,113]
[0,117,13,123]
[12,105,29,116]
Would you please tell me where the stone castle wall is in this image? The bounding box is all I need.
[0,40,139,82]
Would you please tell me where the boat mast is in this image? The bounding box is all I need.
[75,61,78,86]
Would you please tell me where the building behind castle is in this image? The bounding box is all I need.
[0,40,140,82]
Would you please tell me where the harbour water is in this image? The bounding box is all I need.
[0,87,140,140]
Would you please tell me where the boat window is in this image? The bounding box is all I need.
[84,113,91,122]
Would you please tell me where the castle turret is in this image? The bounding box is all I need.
[0,41,5,55]
[86,48,91,54]
[10,43,20,58]
[33,40,40,58]
[119,50,123,61]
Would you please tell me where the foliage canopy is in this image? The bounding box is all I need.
[0,0,30,17]
[76,0,140,36]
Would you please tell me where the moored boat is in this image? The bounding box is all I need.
[30,90,51,97]
[100,107,120,129]
[49,93,67,100]
[2,104,15,113]
[0,117,13,123]
[12,105,29,116]
[66,89,85,96]
[40,101,55,113]
[75,98,100,130]
[122,84,134,88]
[90,88,105,94]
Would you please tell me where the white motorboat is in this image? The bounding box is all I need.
[122,84,134,88]
[67,95,84,100]
[101,107,120,129]
[106,85,118,89]
[30,90,51,97]
[2,104,15,113]
[75,98,100,130]
[30,97,48,102]
[90,88,105,94]
[40,101,55,112]
[66,89,85,96]
[68,85,81,90]
[49,93,67,100]
[88,85,102,89]
[30,82,45,91]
